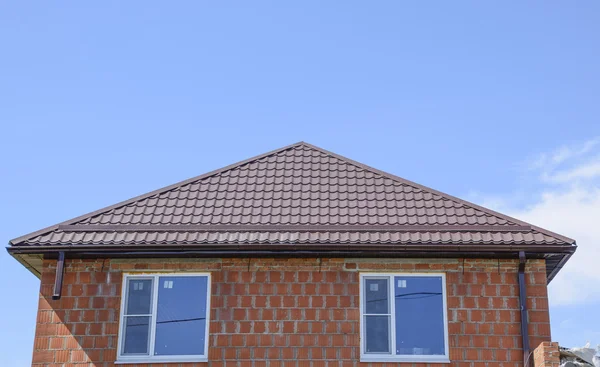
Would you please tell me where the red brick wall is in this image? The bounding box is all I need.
[32,257,551,367]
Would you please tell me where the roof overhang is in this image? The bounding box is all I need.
[7,241,575,283]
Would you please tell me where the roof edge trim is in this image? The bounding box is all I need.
[7,242,577,255]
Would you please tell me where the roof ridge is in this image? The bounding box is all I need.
[9,141,305,245]
[299,142,576,245]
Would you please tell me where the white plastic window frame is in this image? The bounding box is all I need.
[115,272,211,364]
[359,273,450,363]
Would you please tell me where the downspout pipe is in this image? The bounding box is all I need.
[518,251,530,366]
[52,251,65,300]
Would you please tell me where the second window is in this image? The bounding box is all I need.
[360,273,449,363]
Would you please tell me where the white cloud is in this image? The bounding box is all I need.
[530,137,600,170]
[478,138,600,306]
[543,158,600,183]
[508,187,600,305]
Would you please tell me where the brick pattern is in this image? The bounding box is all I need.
[533,342,560,367]
[32,257,551,367]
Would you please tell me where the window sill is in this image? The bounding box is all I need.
[360,356,450,363]
[115,357,208,364]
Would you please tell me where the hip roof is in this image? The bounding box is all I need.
[8,142,576,282]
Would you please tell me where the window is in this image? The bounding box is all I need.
[360,273,449,363]
[117,273,211,364]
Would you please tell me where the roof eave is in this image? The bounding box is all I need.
[8,241,575,282]
[7,242,576,256]
[546,243,577,284]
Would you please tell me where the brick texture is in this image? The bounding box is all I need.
[533,342,560,367]
[31,257,551,367]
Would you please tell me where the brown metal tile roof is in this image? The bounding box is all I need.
[8,142,575,281]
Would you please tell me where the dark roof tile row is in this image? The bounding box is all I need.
[24,229,560,246]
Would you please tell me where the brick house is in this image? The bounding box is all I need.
[8,142,576,367]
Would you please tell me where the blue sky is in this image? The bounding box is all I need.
[1,2,599,365]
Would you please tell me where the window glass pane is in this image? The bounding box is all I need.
[122,316,151,355]
[394,276,445,355]
[154,276,208,356]
[365,315,390,353]
[126,279,153,315]
[365,278,389,314]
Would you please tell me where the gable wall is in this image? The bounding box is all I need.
[31,257,551,367]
